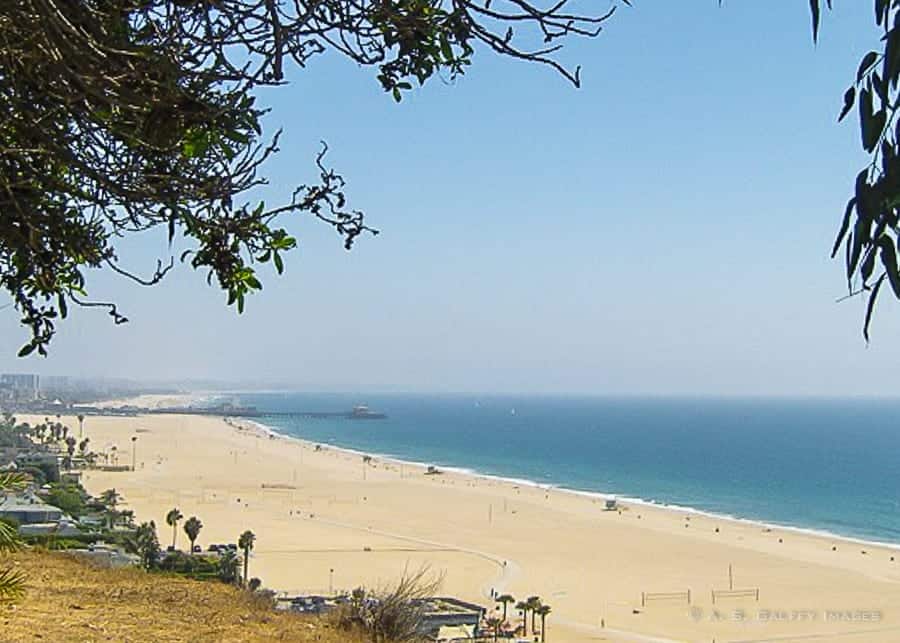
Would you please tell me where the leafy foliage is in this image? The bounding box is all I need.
[217,549,239,585]
[0,472,27,601]
[125,521,162,570]
[812,1,900,338]
[332,565,442,643]
[1,0,625,356]
[44,482,88,517]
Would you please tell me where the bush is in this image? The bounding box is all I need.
[17,466,46,486]
[32,461,59,484]
[22,532,98,547]
[44,484,86,517]
[331,566,443,643]
[159,551,220,577]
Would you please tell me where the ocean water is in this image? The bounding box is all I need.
[231,394,900,545]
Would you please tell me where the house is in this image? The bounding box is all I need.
[1,448,61,483]
[18,518,82,537]
[0,491,65,524]
[275,595,341,614]
[417,597,485,641]
[66,543,139,569]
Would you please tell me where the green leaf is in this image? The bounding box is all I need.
[857,51,878,82]
[859,89,885,152]
[224,130,251,145]
[838,86,855,122]
[877,236,900,298]
[809,0,821,43]
[832,197,856,258]
[863,274,885,342]
[440,35,453,62]
[876,0,888,27]
[274,253,284,274]
[17,343,35,358]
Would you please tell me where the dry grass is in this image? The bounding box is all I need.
[0,549,367,642]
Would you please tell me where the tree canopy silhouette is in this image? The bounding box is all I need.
[811,1,900,339]
[1,0,622,356]
[5,1,897,354]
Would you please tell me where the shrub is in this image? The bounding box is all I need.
[17,467,45,486]
[331,565,443,643]
[44,484,86,517]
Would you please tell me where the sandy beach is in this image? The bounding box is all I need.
[34,409,900,642]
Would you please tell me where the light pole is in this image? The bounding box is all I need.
[329,568,334,594]
[131,436,137,472]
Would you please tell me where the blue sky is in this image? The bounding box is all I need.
[2,1,896,395]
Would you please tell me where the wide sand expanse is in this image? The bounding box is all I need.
[36,411,900,642]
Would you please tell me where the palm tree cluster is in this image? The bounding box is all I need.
[28,419,69,445]
[126,521,161,570]
[500,593,551,641]
[158,508,260,589]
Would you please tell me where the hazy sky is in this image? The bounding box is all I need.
[2,2,895,395]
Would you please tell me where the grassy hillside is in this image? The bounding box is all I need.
[1,549,364,642]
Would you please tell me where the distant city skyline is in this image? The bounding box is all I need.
[2,3,896,396]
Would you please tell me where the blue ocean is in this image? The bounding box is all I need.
[230,394,900,545]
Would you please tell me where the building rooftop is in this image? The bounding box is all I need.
[418,597,485,616]
[0,492,64,514]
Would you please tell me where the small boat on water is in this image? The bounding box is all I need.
[350,405,387,420]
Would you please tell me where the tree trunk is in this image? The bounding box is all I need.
[541,614,546,642]
[243,549,249,587]
[172,525,177,549]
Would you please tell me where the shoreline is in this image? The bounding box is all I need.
[238,415,900,553]
[42,409,900,642]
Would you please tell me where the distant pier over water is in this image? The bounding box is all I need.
[146,403,387,420]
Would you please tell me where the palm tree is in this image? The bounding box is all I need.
[218,550,239,584]
[77,414,85,439]
[64,436,76,469]
[125,521,160,570]
[237,530,256,587]
[183,516,202,552]
[166,508,183,549]
[515,600,529,636]
[99,488,122,508]
[496,593,515,624]
[0,472,27,601]
[536,604,552,642]
[100,488,122,528]
[526,596,542,634]
[485,616,501,642]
